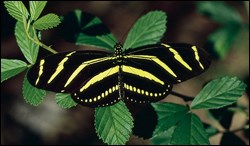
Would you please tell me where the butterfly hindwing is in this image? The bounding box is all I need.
[71,66,120,107]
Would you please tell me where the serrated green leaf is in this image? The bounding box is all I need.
[95,101,133,145]
[4,1,29,22]
[196,1,242,25]
[150,126,176,145]
[170,113,210,145]
[29,1,47,20]
[1,59,28,83]
[207,23,241,59]
[55,93,77,109]
[15,21,39,64]
[123,11,167,49]
[61,9,116,50]
[33,13,61,30]
[151,102,189,136]
[191,76,247,110]
[23,73,46,106]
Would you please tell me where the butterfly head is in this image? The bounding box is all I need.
[114,42,123,56]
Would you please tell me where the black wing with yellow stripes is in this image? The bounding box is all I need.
[27,43,211,107]
[27,50,122,107]
[121,43,211,104]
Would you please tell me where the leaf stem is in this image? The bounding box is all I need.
[170,91,194,102]
[23,19,57,54]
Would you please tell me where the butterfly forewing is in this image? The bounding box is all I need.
[124,43,211,84]
[27,50,114,93]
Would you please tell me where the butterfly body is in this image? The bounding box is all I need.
[27,43,211,107]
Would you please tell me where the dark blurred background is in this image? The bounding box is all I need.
[1,1,249,145]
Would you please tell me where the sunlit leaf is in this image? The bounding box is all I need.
[191,76,247,109]
[95,101,133,145]
[33,13,61,30]
[55,93,77,109]
[4,1,29,22]
[23,73,46,106]
[29,1,47,20]
[15,21,39,64]
[124,11,167,49]
[1,59,27,82]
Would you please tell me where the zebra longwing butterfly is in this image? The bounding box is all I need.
[27,43,211,107]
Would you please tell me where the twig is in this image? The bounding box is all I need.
[170,91,194,102]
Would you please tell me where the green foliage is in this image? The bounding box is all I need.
[207,23,241,58]
[33,13,61,30]
[29,1,47,21]
[124,11,166,49]
[150,126,176,145]
[191,76,247,109]
[15,21,39,64]
[4,1,29,22]
[95,101,133,145]
[2,1,248,145]
[151,102,210,145]
[23,73,46,106]
[61,9,116,50]
[151,102,188,135]
[1,59,28,82]
[170,113,210,145]
[196,1,246,59]
[196,1,242,24]
[55,93,77,109]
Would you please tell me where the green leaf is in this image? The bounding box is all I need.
[95,101,133,145]
[196,1,242,25]
[207,23,241,59]
[1,59,28,83]
[151,102,189,136]
[15,21,39,64]
[150,126,176,145]
[29,1,47,20]
[55,93,77,109]
[191,76,247,110]
[23,73,46,106]
[61,9,116,50]
[4,1,29,22]
[170,113,210,145]
[123,11,167,49]
[33,13,61,30]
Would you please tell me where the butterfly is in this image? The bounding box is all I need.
[27,42,211,107]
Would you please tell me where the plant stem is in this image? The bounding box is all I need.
[23,20,57,54]
[170,91,194,102]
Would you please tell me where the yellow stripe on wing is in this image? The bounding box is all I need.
[47,51,76,84]
[125,55,177,78]
[192,46,204,70]
[169,48,192,71]
[122,65,164,85]
[35,59,45,85]
[64,57,112,88]
[79,66,119,92]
